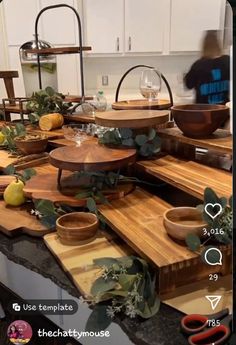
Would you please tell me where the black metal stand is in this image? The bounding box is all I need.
[115,64,174,118]
[34,3,85,99]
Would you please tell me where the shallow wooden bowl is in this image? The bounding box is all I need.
[15,136,48,155]
[163,207,207,241]
[56,212,99,245]
[171,104,229,138]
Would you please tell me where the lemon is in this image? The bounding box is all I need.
[0,132,5,145]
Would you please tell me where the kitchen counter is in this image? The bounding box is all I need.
[0,231,189,345]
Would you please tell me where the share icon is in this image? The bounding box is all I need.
[205,295,222,311]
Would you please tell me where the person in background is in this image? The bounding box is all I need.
[184,30,230,105]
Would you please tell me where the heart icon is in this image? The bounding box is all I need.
[205,203,223,220]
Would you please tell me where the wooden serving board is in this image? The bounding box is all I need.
[27,127,64,140]
[112,99,171,110]
[136,155,232,200]
[99,188,232,294]
[44,231,131,296]
[95,110,169,128]
[49,144,137,172]
[0,201,51,237]
[0,150,49,171]
[24,173,134,206]
[0,176,15,195]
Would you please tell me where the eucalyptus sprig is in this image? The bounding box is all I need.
[99,127,161,157]
[0,123,26,153]
[186,187,232,252]
[4,164,36,183]
[85,256,160,332]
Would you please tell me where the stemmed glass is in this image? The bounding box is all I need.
[62,124,90,147]
[140,69,161,102]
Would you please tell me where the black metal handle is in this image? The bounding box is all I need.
[115,64,174,113]
[34,3,85,99]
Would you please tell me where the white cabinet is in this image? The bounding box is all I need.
[125,0,167,53]
[40,0,77,45]
[4,0,40,45]
[170,0,226,52]
[84,0,124,54]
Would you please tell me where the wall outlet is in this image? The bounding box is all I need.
[102,75,109,86]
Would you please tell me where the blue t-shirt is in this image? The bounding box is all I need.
[184,55,230,104]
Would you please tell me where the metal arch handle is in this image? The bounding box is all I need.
[34,3,85,99]
[114,64,174,112]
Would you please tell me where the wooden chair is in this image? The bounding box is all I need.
[0,70,30,122]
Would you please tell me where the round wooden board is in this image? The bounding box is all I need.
[24,173,134,206]
[49,144,137,172]
[112,99,171,110]
[95,110,169,128]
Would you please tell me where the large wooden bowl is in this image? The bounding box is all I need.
[163,207,207,241]
[56,212,99,245]
[171,104,229,138]
[15,136,48,155]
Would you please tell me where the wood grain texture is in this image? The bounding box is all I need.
[44,232,131,296]
[26,127,64,139]
[99,187,232,293]
[136,155,232,200]
[0,201,51,237]
[49,144,137,172]
[158,127,232,154]
[24,172,134,206]
[0,176,15,195]
[95,110,169,128]
[112,99,171,110]
[0,150,49,171]
[24,46,92,55]
[64,114,96,124]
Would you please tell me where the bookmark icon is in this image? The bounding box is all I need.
[205,296,222,311]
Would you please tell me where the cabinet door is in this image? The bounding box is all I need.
[40,0,77,45]
[84,0,124,54]
[3,0,40,45]
[125,0,166,53]
[170,0,226,52]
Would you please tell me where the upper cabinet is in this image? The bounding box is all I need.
[124,0,166,53]
[83,0,226,55]
[170,0,226,52]
[83,0,124,54]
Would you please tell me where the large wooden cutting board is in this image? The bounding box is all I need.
[0,201,51,237]
[0,150,49,171]
[44,232,131,296]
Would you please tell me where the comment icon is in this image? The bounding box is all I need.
[202,247,223,266]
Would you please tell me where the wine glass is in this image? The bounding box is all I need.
[62,124,89,146]
[140,69,161,102]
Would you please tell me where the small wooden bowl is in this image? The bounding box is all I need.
[171,104,229,138]
[56,212,99,245]
[163,207,207,241]
[15,136,48,155]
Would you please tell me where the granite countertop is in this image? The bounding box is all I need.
[0,231,189,345]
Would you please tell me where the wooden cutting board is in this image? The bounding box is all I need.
[0,150,49,171]
[24,173,134,206]
[44,232,131,296]
[0,176,15,195]
[95,110,169,128]
[0,201,51,237]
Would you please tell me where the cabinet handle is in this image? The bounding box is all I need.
[128,36,132,51]
[116,37,120,52]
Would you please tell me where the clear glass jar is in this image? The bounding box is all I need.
[96,91,107,112]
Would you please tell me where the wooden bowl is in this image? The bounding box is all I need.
[163,207,207,241]
[56,212,99,245]
[15,136,48,155]
[171,104,229,138]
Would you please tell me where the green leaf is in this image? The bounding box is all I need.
[139,143,153,157]
[151,135,161,153]
[85,304,112,332]
[135,134,148,146]
[121,138,135,147]
[4,164,16,175]
[118,274,137,291]
[15,123,26,136]
[86,197,97,213]
[45,86,56,96]
[75,191,92,199]
[96,290,128,302]
[219,197,227,209]
[96,191,109,205]
[34,199,57,216]
[148,128,156,141]
[229,195,232,209]
[91,277,117,296]
[93,257,118,268]
[204,187,219,204]
[40,214,58,229]
[119,128,133,139]
[136,296,160,318]
[185,233,201,251]
[21,168,37,181]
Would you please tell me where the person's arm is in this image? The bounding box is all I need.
[184,62,198,89]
